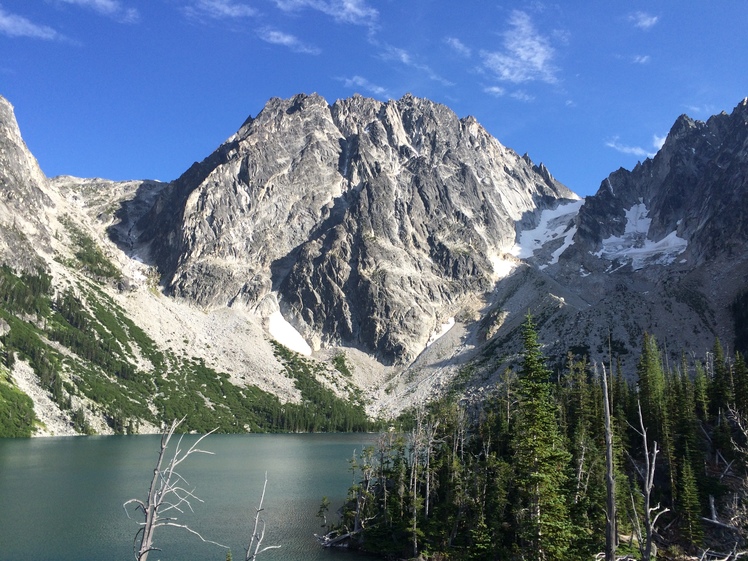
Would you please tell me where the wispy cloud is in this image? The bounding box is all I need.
[382,44,412,65]
[445,36,471,57]
[0,7,62,40]
[184,0,256,20]
[484,86,505,97]
[273,0,377,26]
[481,10,558,84]
[379,44,454,86]
[511,90,535,102]
[632,55,650,64]
[684,103,717,116]
[342,75,390,98]
[258,27,320,54]
[605,135,662,158]
[483,86,533,102]
[629,11,658,30]
[57,0,139,23]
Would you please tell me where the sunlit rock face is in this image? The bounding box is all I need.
[137,93,574,363]
[2,89,748,420]
[0,96,56,271]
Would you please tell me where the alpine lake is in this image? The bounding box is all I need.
[0,432,378,561]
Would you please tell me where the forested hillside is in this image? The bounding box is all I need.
[0,266,372,437]
[323,316,748,560]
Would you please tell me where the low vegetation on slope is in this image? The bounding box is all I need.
[0,266,373,437]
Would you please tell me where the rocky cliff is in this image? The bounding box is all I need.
[1,91,747,434]
[0,97,57,271]
[132,93,575,363]
[506,97,748,369]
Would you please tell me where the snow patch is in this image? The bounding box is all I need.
[268,311,312,356]
[427,317,455,347]
[490,255,517,278]
[511,199,585,265]
[595,202,688,270]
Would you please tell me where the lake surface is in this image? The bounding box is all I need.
[0,433,378,561]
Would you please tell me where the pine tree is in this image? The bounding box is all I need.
[693,361,709,421]
[710,338,734,415]
[678,453,703,548]
[733,352,748,417]
[636,334,669,448]
[512,314,573,560]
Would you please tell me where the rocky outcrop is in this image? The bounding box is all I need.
[569,98,748,265]
[137,93,575,362]
[509,98,748,369]
[0,97,55,271]
[3,88,748,423]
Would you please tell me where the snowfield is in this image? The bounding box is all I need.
[595,201,688,270]
[268,310,313,356]
[511,199,585,267]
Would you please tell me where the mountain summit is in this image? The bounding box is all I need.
[0,92,747,434]
[127,93,575,363]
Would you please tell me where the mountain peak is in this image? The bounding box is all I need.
[134,91,575,363]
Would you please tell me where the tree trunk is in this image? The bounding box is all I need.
[601,364,617,561]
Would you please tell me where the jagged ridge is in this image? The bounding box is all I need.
[133,93,574,363]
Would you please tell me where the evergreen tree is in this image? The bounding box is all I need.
[678,453,703,548]
[733,352,748,417]
[512,314,573,560]
[693,361,709,422]
[636,334,669,449]
[710,338,734,415]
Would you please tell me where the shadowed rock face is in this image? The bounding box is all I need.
[570,98,748,264]
[137,93,574,363]
[2,90,748,418]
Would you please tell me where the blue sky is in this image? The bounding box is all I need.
[1,1,746,196]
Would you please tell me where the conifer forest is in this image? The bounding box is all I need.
[322,316,748,561]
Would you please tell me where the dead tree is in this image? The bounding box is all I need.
[601,363,617,561]
[628,400,670,561]
[245,472,281,561]
[124,418,225,561]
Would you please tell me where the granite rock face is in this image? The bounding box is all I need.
[514,98,748,366]
[570,98,748,264]
[3,89,748,423]
[137,93,575,362]
[0,97,55,271]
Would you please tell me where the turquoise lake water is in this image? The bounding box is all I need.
[0,432,377,561]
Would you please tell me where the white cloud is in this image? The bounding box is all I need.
[273,0,377,26]
[629,11,658,30]
[258,27,321,54]
[342,75,390,98]
[511,90,535,102]
[684,103,717,116]
[0,7,61,39]
[632,55,650,64]
[57,0,139,23]
[653,134,666,150]
[184,0,256,20]
[382,45,412,65]
[380,44,454,86]
[445,36,471,57]
[484,86,505,97]
[481,10,558,84]
[605,136,655,158]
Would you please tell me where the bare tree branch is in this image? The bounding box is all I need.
[245,471,281,561]
[123,418,226,561]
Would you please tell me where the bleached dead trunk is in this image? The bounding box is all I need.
[124,418,224,561]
